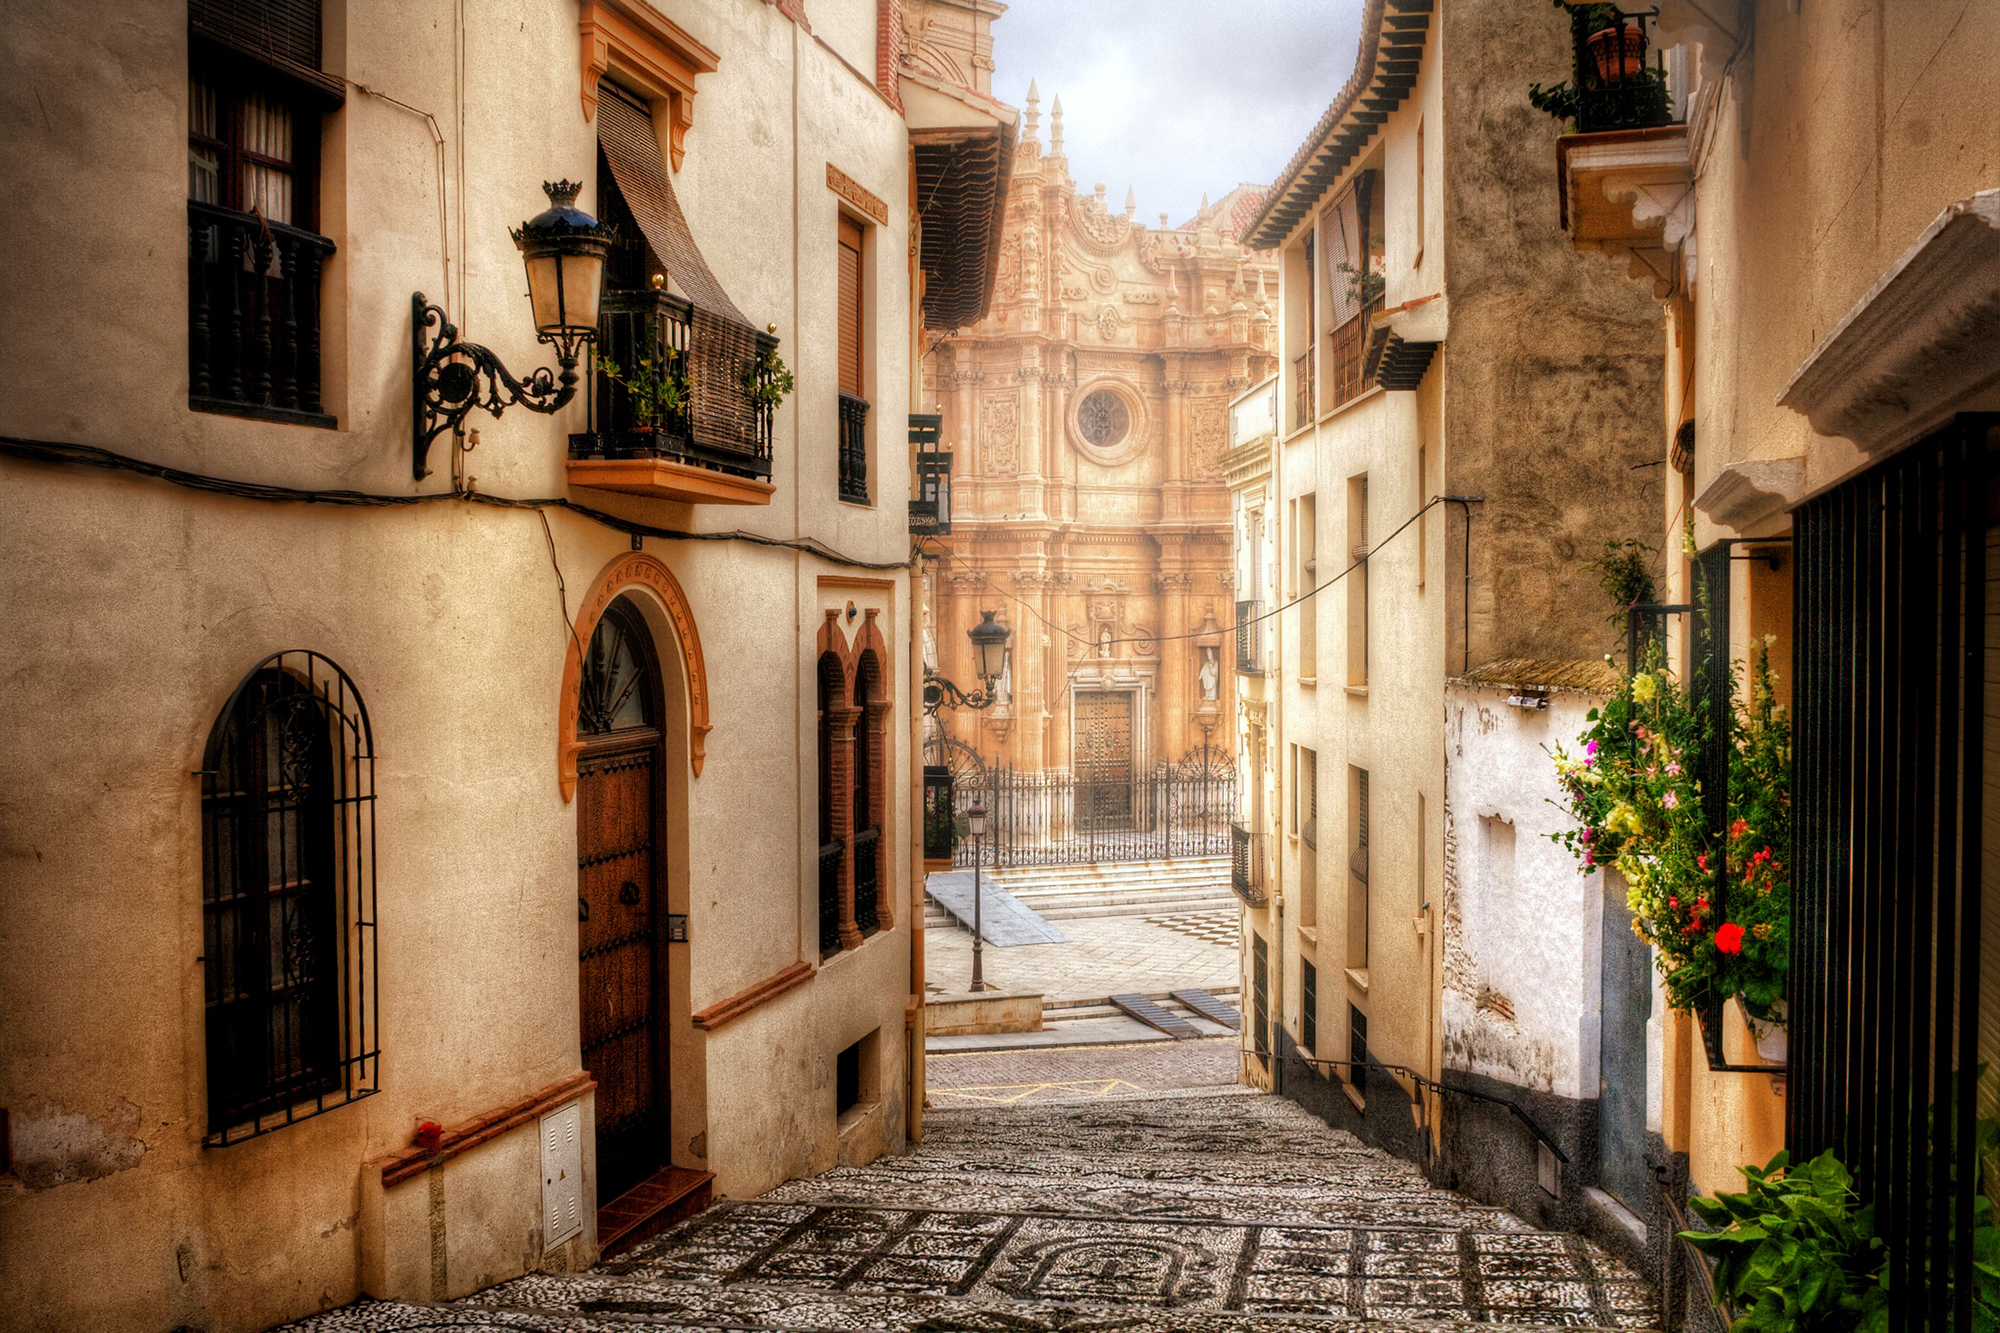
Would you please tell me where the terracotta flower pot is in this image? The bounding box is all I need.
[1587,23,1647,84]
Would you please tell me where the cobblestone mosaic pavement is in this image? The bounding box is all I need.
[927,1036,1240,1105]
[282,1091,1657,1332]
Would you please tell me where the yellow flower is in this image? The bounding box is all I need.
[1631,673,1658,705]
[1752,922,1773,941]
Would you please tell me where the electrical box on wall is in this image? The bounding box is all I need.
[542,1102,584,1249]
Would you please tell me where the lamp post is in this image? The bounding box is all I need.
[412,180,617,478]
[923,610,1013,714]
[966,799,989,992]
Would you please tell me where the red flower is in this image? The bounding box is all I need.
[1729,818,1749,840]
[1715,923,1745,955]
[416,1120,443,1154]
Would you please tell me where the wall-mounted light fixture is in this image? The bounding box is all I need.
[412,180,616,479]
[923,610,1013,714]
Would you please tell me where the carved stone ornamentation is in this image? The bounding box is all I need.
[1070,195,1132,253]
[984,395,1020,473]
[1191,403,1227,479]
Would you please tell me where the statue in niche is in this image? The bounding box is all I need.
[1098,625,1113,658]
[1198,647,1220,701]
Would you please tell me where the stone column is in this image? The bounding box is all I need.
[828,703,865,950]
[1157,562,1193,765]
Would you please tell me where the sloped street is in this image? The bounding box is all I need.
[285,1088,1656,1332]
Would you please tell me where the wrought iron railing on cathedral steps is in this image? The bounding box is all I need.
[950,753,1237,869]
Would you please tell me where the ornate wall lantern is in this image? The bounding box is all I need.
[412,180,617,478]
[924,610,1013,714]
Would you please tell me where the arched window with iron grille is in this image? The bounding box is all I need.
[200,650,376,1144]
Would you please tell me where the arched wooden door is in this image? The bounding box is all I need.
[575,597,668,1205]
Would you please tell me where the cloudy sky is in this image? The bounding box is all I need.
[989,0,1365,227]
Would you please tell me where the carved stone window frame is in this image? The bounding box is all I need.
[1068,377,1149,468]
[579,0,720,171]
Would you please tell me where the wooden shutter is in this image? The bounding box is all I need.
[838,216,864,398]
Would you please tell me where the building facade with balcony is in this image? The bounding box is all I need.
[1242,0,1666,1280]
[1224,375,1281,1088]
[921,93,1278,791]
[0,0,1006,1328]
[1557,2,1999,1324]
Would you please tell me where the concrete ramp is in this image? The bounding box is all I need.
[925,871,1069,946]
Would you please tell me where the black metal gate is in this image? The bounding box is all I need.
[1791,416,1993,1329]
[953,748,1236,869]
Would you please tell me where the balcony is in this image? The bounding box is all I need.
[188,202,336,429]
[838,392,870,504]
[1325,296,1384,412]
[922,765,955,869]
[1292,347,1316,431]
[1235,600,1265,676]
[1563,7,1672,135]
[1231,823,1268,908]
[567,289,777,506]
[909,414,952,536]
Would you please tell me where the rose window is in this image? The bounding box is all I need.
[1077,390,1130,447]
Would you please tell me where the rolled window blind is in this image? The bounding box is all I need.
[838,215,864,397]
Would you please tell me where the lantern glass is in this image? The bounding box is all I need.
[967,610,1011,686]
[967,802,988,837]
[511,180,615,347]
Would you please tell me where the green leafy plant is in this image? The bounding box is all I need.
[1683,1149,1889,1331]
[1685,1086,2000,1332]
[1527,1,1668,127]
[744,348,795,413]
[1547,637,1790,1020]
[1336,260,1385,308]
[1584,538,1657,629]
[596,351,690,428]
[923,799,960,859]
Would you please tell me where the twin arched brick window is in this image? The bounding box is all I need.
[817,642,890,958]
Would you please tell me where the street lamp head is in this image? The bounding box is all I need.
[967,800,988,837]
[510,180,616,360]
[967,610,1011,688]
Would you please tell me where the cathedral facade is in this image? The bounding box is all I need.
[925,90,1278,784]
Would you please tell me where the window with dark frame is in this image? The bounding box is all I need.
[186,0,339,427]
[201,651,377,1143]
[1301,959,1318,1056]
[837,214,870,503]
[817,654,846,959]
[1349,1004,1368,1097]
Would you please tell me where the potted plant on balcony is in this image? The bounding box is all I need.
[743,347,795,413]
[1337,260,1385,309]
[596,351,690,451]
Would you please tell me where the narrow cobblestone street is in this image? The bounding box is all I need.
[286,1089,1657,1332]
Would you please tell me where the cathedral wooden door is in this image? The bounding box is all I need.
[1075,690,1135,827]
[575,599,667,1206]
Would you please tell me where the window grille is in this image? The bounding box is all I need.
[200,650,376,1144]
[1252,934,1270,1068]
[1301,960,1318,1055]
[1349,1004,1368,1097]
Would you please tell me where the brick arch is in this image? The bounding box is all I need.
[559,551,710,801]
[818,607,893,705]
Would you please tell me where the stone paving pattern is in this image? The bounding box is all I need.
[282,1091,1657,1332]
[927,1035,1240,1105]
[925,911,1239,1004]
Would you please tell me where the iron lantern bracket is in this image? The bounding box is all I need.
[923,667,1000,716]
[411,292,588,479]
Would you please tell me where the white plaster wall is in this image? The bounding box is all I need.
[0,0,921,1327]
[1441,684,1601,1099]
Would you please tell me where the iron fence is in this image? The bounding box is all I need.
[952,752,1236,869]
[1790,416,1992,1330]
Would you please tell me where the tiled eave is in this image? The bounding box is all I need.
[1557,125,1691,295]
[1245,0,1432,250]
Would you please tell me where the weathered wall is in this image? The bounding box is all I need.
[0,0,921,1327]
[1438,0,1667,672]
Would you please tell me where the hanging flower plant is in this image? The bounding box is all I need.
[1548,637,1791,1021]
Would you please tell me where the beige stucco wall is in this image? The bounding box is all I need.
[0,0,925,1327]
[1678,0,2000,525]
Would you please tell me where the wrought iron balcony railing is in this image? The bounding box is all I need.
[839,392,870,503]
[910,414,952,536]
[852,826,881,936]
[1235,600,1265,675]
[1231,822,1268,907]
[1568,7,1673,133]
[188,202,337,428]
[569,288,776,481]
[922,765,955,862]
[818,839,844,958]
